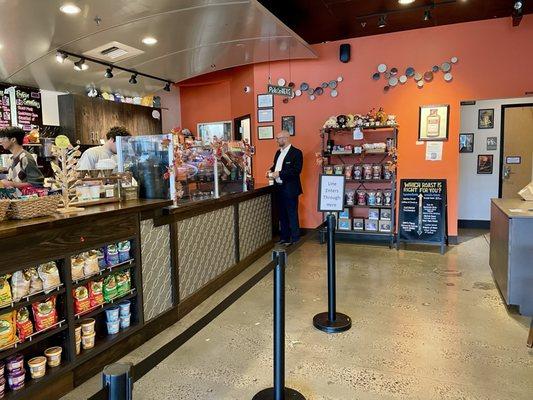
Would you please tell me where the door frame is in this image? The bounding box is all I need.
[233,114,253,175]
[498,103,533,197]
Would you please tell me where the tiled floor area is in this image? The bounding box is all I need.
[62,230,533,400]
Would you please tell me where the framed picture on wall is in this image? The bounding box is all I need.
[418,104,449,141]
[477,154,494,174]
[257,94,273,108]
[478,109,494,129]
[258,108,274,123]
[459,133,474,153]
[257,125,274,140]
[487,137,498,151]
[281,115,295,136]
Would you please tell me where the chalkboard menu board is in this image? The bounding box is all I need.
[397,179,448,253]
[0,84,12,129]
[15,86,42,132]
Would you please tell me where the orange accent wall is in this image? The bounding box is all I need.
[180,16,533,235]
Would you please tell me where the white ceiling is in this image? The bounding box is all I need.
[0,0,316,96]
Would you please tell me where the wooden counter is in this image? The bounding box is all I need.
[490,198,533,316]
[0,188,274,399]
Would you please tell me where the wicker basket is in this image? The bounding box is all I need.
[0,199,10,221]
[7,195,61,220]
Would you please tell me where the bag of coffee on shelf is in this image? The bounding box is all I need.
[0,311,17,346]
[28,268,43,295]
[103,275,117,302]
[0,275,12,307]
[71,257,85,281]
[38,262,61,293]
[83,252,100,276]
[88,280,104,308]
[73,286,91,314]
[11,271,30,302]
[105,245,120,266]
[15,307,33,341]
[117,241,131,263]
[32,295,58,332]
[115,271,131,297]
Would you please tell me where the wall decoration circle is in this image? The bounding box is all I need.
[384,85,390,92]
[315,87,324,95]
[277,78,286,86]
[414,72,423,81]
[310,94,316,100]
[406,67,415,77]
[444,72,453,82]
[424,71,434,82]
[399,75,407,84]
[372,72,381,80]
[337,76,343,82]
[451,56,458,64]
[378,64,387,73]
[300,82,309,91]
[417,80,424,88]
[330,89,338,97]
[321,82,329,88]
[432,65,440,72]
[295,89,302,96]
[441,62,451,72]
[389,76,398,87]
[390,67,398,75]
[328,80,338,89]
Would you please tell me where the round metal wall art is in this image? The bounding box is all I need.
[451,56,458,64]
[414,72,422,81]
[424,71,434,82]
[337,76,343,82]
[288,82,295,88]
[300,82,309,91]
[384,71,391,80]
[399,75,407,84]
[328,80,337,89]
[330,90,338,97]
[444,72,453,82]
[390,67,398,75]
[315,87,324,95]
[441,62,451,72]
[309,95,316,100]
[417,80,424,88]
[406,67,415,77]
[295,89,302,96]
[321,82,329,88]
[383,85,390,92]
[389,76,398,87]
[432,65,440,72]
[277,78,286,86]
[307,88,315,95]
[372,72,381,80]
[378,64,387,73]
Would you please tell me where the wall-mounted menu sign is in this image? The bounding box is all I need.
[397,179,448,254]
[318,174,345,212]
[15,86,42,132]
[0,84,12,129]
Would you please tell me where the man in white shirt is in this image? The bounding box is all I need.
[77,126,131,170]
[267,130,303,245]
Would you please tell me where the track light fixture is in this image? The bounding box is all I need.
[424,9,432,21]
[378,15,387,28]
[56,51,67,63]
[164,82,171,92]
[73,58,88,71]
[104,67,113,78]
[129,74,138,84]
[513,0,524,26]
[514,1,523,10]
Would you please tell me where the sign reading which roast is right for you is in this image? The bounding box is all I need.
[398,179,447,251]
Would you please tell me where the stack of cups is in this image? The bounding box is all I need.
[119,301,131,330]
[74,326,82,355]
[105,306,120,334]
[5,354,25,392]
[80,318,96,350]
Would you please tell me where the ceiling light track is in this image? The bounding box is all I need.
[355,0,455,21]
[57,50,174,86]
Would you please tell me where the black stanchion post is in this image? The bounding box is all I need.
[253,248,305,400]
[102,363,133,400]
[313,213,352,334]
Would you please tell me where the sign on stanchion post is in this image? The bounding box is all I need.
[253,248,305,400]
[314,175,351,333]
[102,363,133,400]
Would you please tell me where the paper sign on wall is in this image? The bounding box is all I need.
[318,174,346,212]
[425,141,443,161]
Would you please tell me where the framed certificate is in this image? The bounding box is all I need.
[257,94,274,108]
[258,108,274,123]
[258,125,274,140]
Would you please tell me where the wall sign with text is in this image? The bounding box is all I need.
[318,174,346,212]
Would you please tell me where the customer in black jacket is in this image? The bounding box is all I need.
[267,130,303,245]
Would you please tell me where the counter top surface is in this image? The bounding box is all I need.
[0,199,172,238]
[492,198,533,218]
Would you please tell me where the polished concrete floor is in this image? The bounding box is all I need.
[62,230,533,400]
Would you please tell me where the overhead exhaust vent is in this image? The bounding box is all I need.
[83,41,144,63]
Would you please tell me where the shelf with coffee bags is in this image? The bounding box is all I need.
[319,121,398,248]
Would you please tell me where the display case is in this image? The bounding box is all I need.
[175,144,216,203]
[116,135,175,201]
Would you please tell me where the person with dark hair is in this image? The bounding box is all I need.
[77,126,132,170]
[0,126,44,189]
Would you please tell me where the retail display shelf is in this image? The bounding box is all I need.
[0,285,65,314]
[5,363,70,400]
[324,125,398,133]
[72,259,134,288]
[74,289,136,320]
[0,322,68,359]
[345,205,392,209]
[336,230,393,236]
[346,179,392,183]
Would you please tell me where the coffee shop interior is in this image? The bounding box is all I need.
[0,1,532,399]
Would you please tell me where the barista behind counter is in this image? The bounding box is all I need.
[77,126,131,170]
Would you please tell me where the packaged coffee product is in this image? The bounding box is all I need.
[27,268,43,295]
[372,164,382,180]
[96,249,106,269]
[11,271,30,302]
[71,258,85,281]
[88,280,104,308]
[353,165,363,180]
[83,253,100,276]
[333,165,344,175]
[363,164,372,180]
[73,286,91,314]
[357,191,367,206]
[116,271,131,297]
[0,311,17,346]
[383,165,393,180]
[117,241,131,263]
[105,245,120,266]
[32,296,58,332]
[15,307,33,342]
[103,275,118,302]
[345,190,355,206]
[384,191,393,206]
[376,190,384,206]
[323,165,334,175]
[344,165,353,180]
[38,262,61,293]
[367,191,377,206]
[0,275,12,307]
